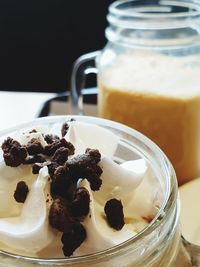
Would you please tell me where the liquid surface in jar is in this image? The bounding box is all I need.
[98,51,200,184]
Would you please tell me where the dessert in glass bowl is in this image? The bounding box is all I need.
[0,116,195,266]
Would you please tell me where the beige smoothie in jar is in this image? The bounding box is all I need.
[98,51,200,185]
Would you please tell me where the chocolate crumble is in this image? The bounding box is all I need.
[66,148,102,191]
[29,129,37,133]
[51,147,69,165]
[49,198,74,233]
[46,162,60,178]
[61,222,86,257]
[104,198,125,230]
[32,162,47,174]
[44,138,75,157]
[2,137,28,167]
[2,137,18,153]
[61,122,69,137]
[14,181,29,203]
[26,138,44,155]
[44,134,60,144]
[50,166,76,200]
[71,187,90,218]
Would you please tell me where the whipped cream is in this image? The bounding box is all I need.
[0,166,54,253]
[0,120,161,257]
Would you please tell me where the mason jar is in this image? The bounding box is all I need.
[71,0,200,185]
[0,115,198,266]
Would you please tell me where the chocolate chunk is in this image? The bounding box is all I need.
[14,181,29,203]
[29,129,37,133]
[44,138,75,157]
[32,160,57,175]
[53,165,68,180]
[51,166,75,200]
[69,118,75,122]
[2,137,18,153]
[61,122,69,137]
[44,134,60,144]
[64,182,77,202]
[26,138,44,155]
[61,222,86,257]
[104,199,125,230]
[51,147,69,165]
[71,187,90,218]
[49,198,74,232]
[85,148,101,163]
[66,148,102,191]
[47,162,60,177]
[32,162,46,174]
[2,137,28,167]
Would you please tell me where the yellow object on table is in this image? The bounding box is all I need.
[179,178,200,246]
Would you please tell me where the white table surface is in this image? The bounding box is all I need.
[0,91,98,131]
[0,91,55,130]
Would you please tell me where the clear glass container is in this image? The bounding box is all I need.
[71,0,200,185]
[0,115,198,266]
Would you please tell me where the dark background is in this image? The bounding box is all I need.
[0,0,113,93]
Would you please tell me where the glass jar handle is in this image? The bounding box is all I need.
[182,236,200,266]
[70,51,100,115]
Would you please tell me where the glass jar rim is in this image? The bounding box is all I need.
[0,115,177,265]
[108,0,200,30]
